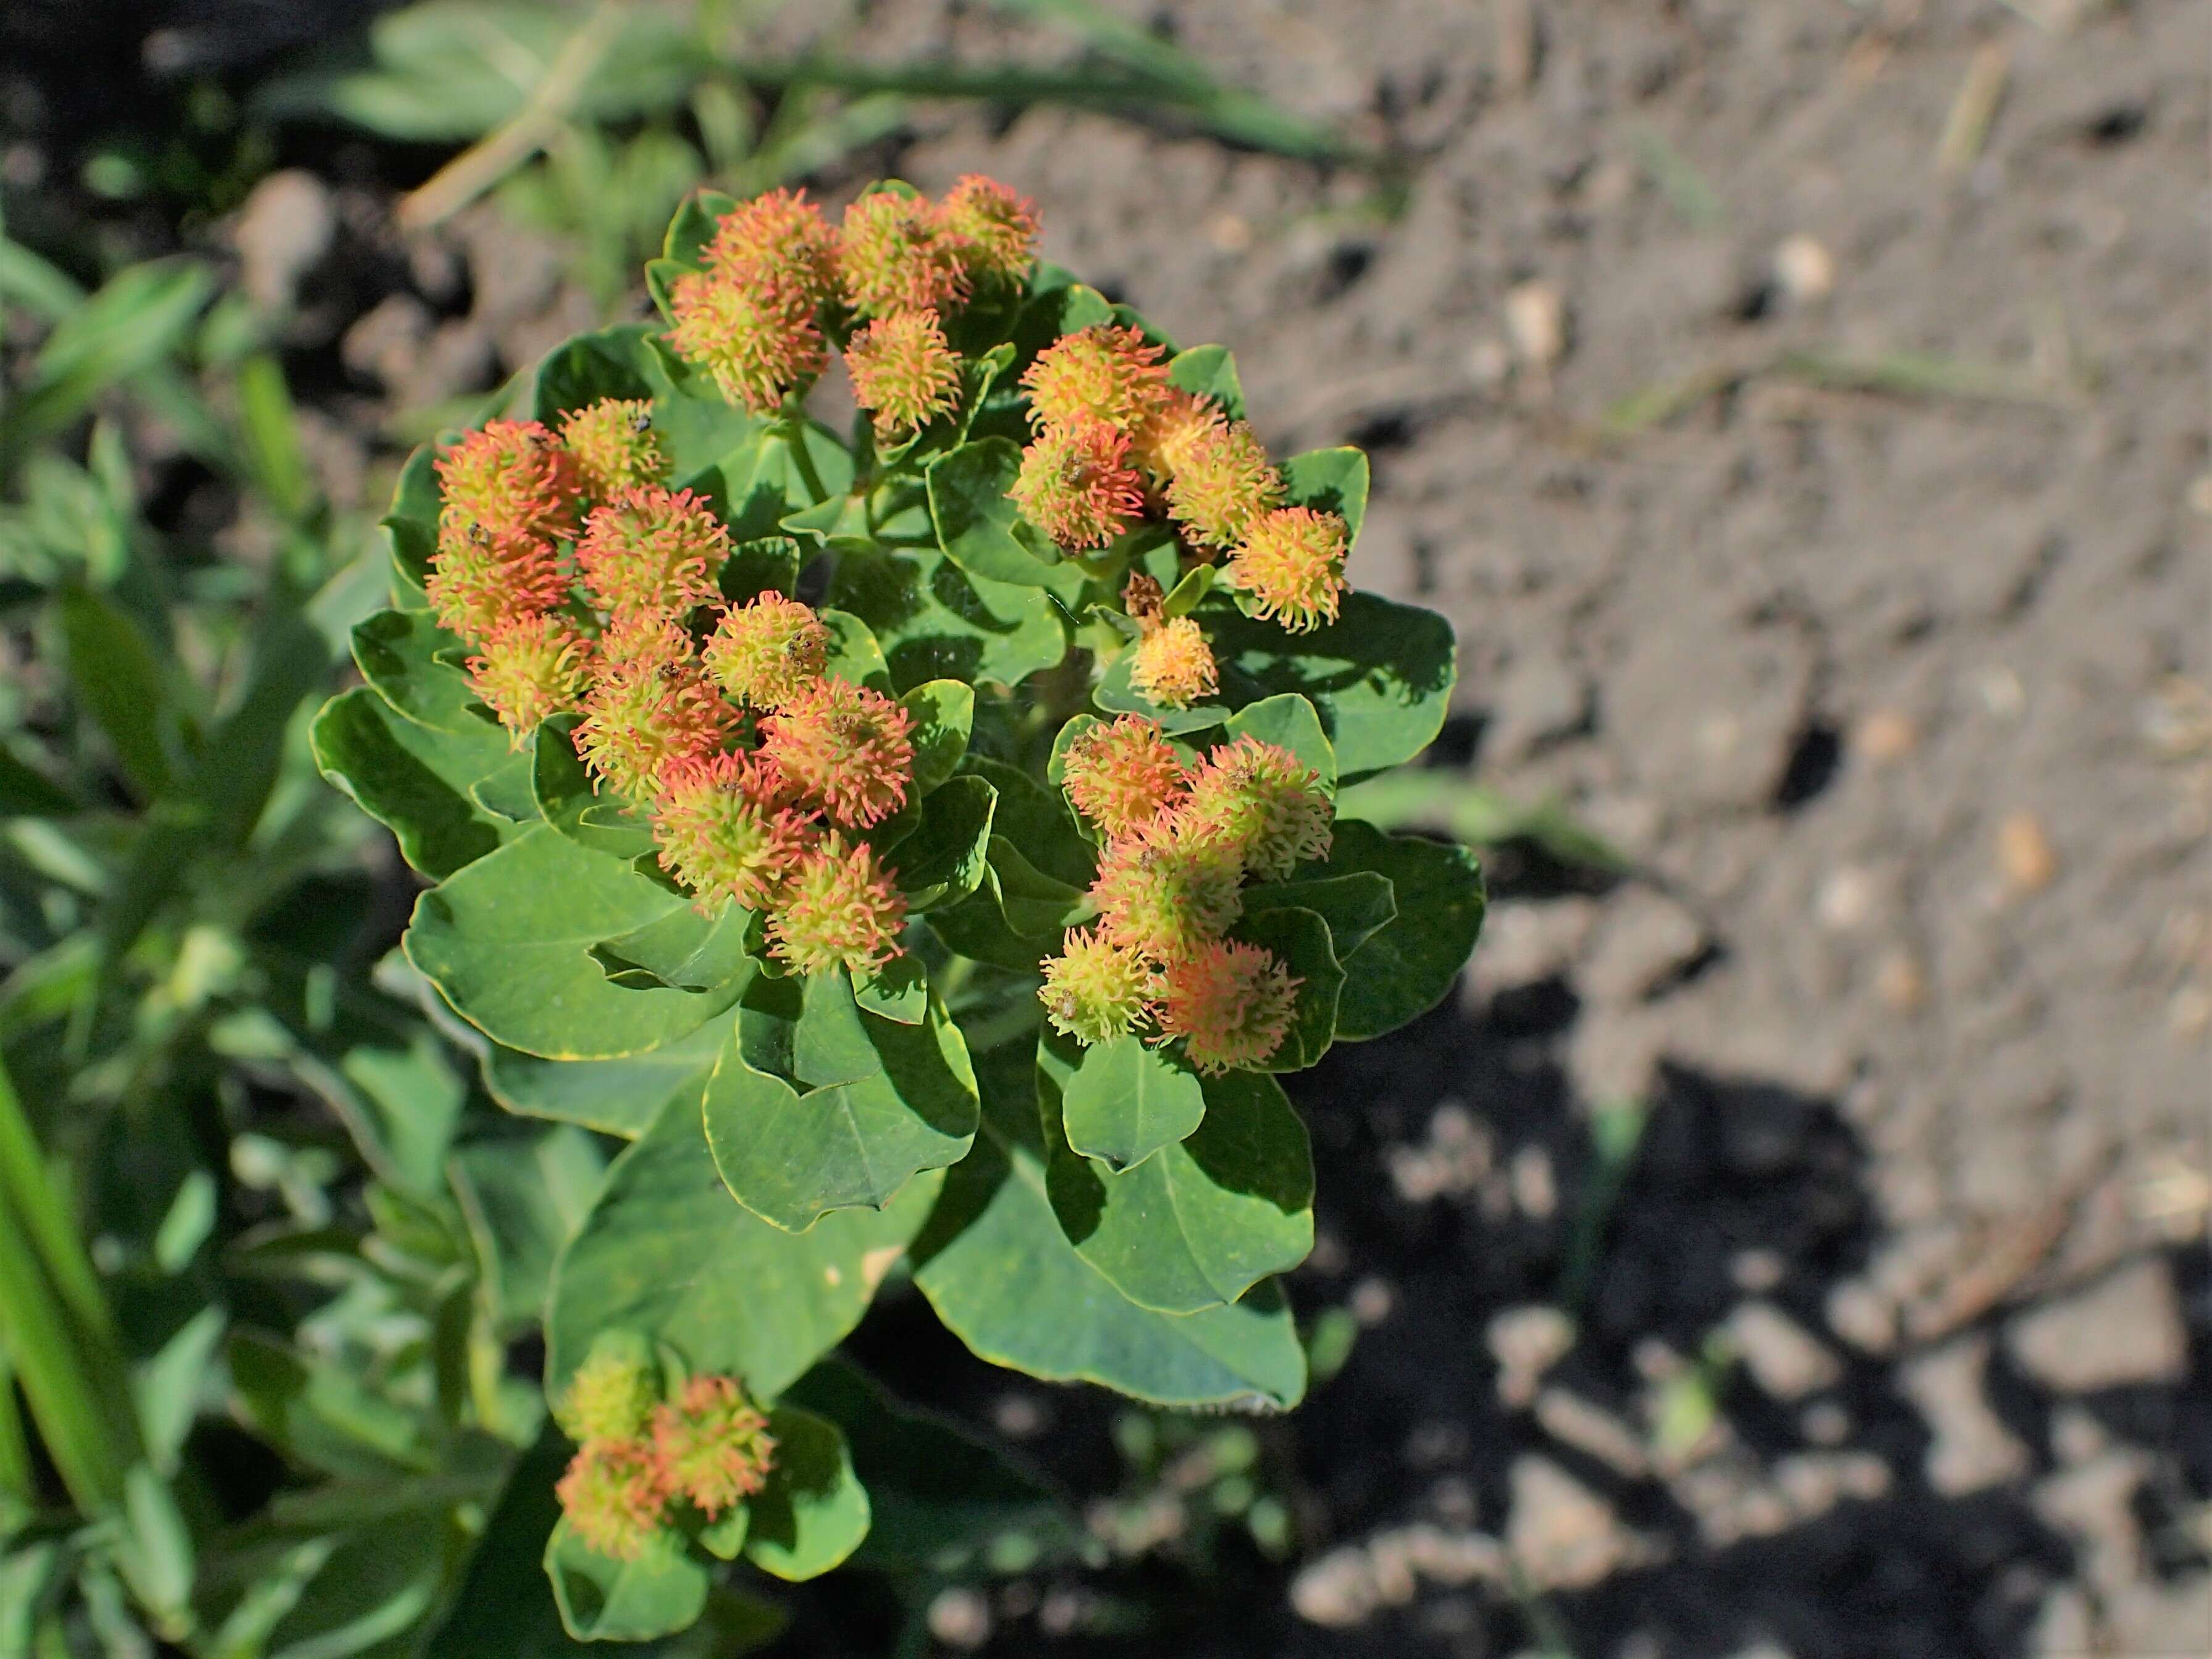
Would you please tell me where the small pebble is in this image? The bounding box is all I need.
[1350,1277,1397,1327]
[2187,471,2212,516]
[1997,812,2059,893]
[1874,949,1928,1012]
[1208,212,1253,251]
[927,1587,992,1650]
[1467,336,1514,389]
[1731,1249,1786,1293]
[1510,1145,1557,1220]
[1852,707,1919,762]
[1505,280,1567,368]
[1773,233,1835,301]
[1816,866,1878,931]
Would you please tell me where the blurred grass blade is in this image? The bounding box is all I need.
[1337,769,1626,869]
[1555,1099,1649,1313]
[0,235,85,324]
[0,1056,142,1513]
[235,355,313,520]
[59,587,180,801]
[1,260,214,461]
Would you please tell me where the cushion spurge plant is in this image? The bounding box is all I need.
[313,172,1483,1644]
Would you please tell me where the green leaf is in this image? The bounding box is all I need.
[910,1047,1307,1409]
[531,718,657,861]
[960,756,1095,889]
[785,1359,1085,1578]
[1290,821,1486,1041]
[900,680,973,796]
[59,586,179,798]
[1230,905,1344,1071]
[382,438,442,602]
[830,545,1067,694]
[703,973,978,1232]
[483,1024,727,1139]
[1224,692,1337,793]
[592,904,754,994]
[1161,562,1216,619]
[818,607,893,695]
[741,1406,870,1582]
[311,688,504,879]
[1279,446,1370,538]
[1040,1037,1313,1313]
[927,439,1068,586]
[405,826,750,1058]
[548,1091,942,1400]
[531,323,760,483]
[1166,344,1246,419]
[0,742,80,817]
[1203,590,1456,781]
[545,1521,709,1644]
[449,1128,607,1331]
[350,606,486,735]
[1058,1034,1204,1172]
[886,775,995,911]
[1243,870,1396,959]
[720,420,854,538]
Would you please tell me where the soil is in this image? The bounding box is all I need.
[13,0,2209,1653]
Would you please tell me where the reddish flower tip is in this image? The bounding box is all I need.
[839,188,971,318]
[935,174,1040,285]
[702,593,831,710]
[846,309,963,436]
[1155,939,1301,1074]
[666,265,826,415]
[1039,926,1160,1045]
[1182,734,1334,880]
[1129,617,1219,709]
[652,750,808,913]
[426,526,571,641]
[759,678,915,829]
[1010,421,1146,550]
[559,399,670,502]
[702,187,839,306]
[557,1440,669,1562]
[467,613,593,745]
[1087,817,1244,963]
[769,831,908,977]
[435,419,580,551]
[1061,714,1188,840]
[1163,418,1281,551]
[1226,506,1350,633]
[573,654,737,801]
[1020,324,1169,438]
[576,486,729,618]
[649,1375,777,1518]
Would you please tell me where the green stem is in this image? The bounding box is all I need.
[781,406,830,505]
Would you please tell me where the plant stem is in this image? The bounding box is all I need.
[781,406,831,506]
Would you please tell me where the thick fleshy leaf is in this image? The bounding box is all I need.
[720,421,854,540]
[547,1090,942,1400]
[1290,821,1486,1041]
[484,1023,727,1138]
[899,680,973,796]
[1230,905,1344,1072]
[829,545,1067,693]
[1243,871,1396,960]
[1224,693,1336,794]
[531,322,759,483]
[1040,1039,1313,1314]
[1166,345,1247,420]
[592,904,753,993]
[311,688,503,879]
[785,1360,1085,1578]
[886,776,995,911]
[349,607,487,737]
[922,838,1085,973]
[818,607,892,695]
[532,719,656,861]
[383,439,441,601]
[959,757,1095,889]
[1058,1034,1205,1173]
[702,972,977,1232]
[741,1406,870,1582]
[544,1521,709,1644]
[1279,447,1369,539]
[1201,591,1456,782]
[909,1046,1306,1410]
[405,826,748,1058]
[927,439,1067,587]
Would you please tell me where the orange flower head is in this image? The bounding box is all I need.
[1163,418,1281,551]
[1226,506,1349,633]
[1131,387,1224,485]
[1061,714,1188,839]
[769,832,907,976]
[702,593,831,710]
[1040,926,1160,1045]
[1182,735,1334,880]
[596,609,695,677]
[759,678,914,828]
[839,189,971,318]
[557,1440,668,1562]
[652,750,808,913]
[649,1375,777,1518]
[1020,324,1169,437]
[701,187,838,304]
[426,525,570,641]
[1010,421,1145,550]
[435,419,579,549]
[577,486,729,618]
[1088,817,1244,962]
[555,1348,658,1447]
[573,657,736,801]
[1129,617,1219,709]
[935,174,1040,285]
[1156,939,1300,1074]
[466,613,593,745]
[558,399,670,501]
[846,310,962,435]
[666,264,825,414]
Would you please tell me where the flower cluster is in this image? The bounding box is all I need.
[662,177,1039,427]
[420,397,917,978]
[553,1347,776,1561]
[1043,716,1333,1071]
